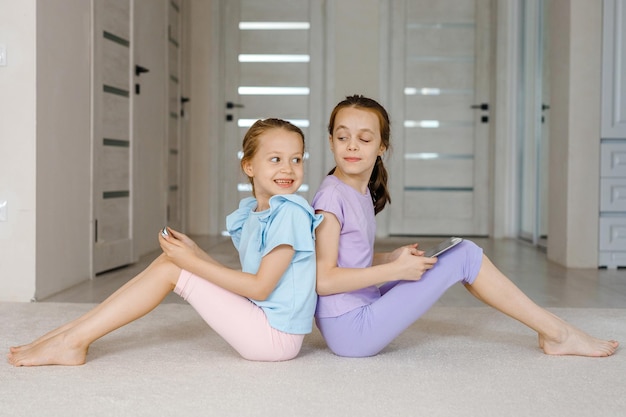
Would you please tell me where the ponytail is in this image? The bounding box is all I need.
[370,156,391,214]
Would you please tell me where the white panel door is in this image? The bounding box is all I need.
[221,0,324,226]
[388,0,491,236]
[93,0,134,274]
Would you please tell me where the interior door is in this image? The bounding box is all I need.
[387,0,491,236]
[221,0,324,227]
[93,0,134,274]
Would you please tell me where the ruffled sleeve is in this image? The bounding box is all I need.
[259,194,323,258]
[225,197,257,250]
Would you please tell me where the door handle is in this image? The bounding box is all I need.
[135,65,150,76]
[180,97,190,117]
[226,101,244,109]
[470,103,489,111]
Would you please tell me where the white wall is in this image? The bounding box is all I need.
[0,0,173,302]
[547,0,602,267]
[0,1,38,301]
[34,0,92,300]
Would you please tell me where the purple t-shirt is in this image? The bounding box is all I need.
[312,175,381,318]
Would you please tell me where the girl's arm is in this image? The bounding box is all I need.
[160,231,294,301]
[315,211,436,296]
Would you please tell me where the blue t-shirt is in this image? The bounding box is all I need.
[226,194,323,334]
[312,175,381,318]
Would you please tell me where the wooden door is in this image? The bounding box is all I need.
[220,0,324,227]
[387,0,491,236]
[93,0,134,273]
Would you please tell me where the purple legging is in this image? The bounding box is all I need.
[315,240,484,357]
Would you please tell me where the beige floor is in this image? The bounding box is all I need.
[42,236,626,308]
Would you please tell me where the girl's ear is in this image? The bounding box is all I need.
[328,135,334,152]
[378,144,386,157]
[242,160,254,178]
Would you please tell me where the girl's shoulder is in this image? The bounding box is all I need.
[314,175,338,198]
[313,175,356,206]
[268,194,318,220]
[225,197,257,234]
[316,175,361,197]
[227,195,322,236]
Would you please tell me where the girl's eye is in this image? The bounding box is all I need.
[292,157,302,164]
[337,136,348,141]
[270,157,280,163]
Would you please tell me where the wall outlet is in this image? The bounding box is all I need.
[0,45,6,66]
[0,200,7,221]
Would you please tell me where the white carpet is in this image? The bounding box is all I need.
[1,302,625,417]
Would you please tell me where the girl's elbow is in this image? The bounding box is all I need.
[315,279,333,296]
[251,289,272,301]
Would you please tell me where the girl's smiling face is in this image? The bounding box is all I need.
[242,128,304,211]
[329,107,386,191]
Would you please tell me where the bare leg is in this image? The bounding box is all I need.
[10,262,157,353]
[7,254,181,366]
[465,255,619,357]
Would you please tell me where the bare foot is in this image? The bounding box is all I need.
[7,332,88,367]
[539,322,619,357]
[10,320,83,354]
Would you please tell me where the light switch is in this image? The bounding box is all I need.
[0,200,7,221]
[0,45,6,66]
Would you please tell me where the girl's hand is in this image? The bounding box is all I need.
[159,228,198,270]
[163,228,198,250]
[161,227,212,259]
[387,243,424,262]
[392,246,437,281]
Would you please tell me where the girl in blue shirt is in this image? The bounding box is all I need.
[9,118,322,366]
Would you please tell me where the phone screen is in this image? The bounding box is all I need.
[423,237,463,257]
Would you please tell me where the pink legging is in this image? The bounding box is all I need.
[174,270,304,361]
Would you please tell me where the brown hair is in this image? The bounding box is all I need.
[240,118,305,197]
[327,95,391,214]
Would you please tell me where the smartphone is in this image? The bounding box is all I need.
[161,227,169,238]
[423,237,463,258]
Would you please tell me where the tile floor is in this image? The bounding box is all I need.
[42,236,626,308]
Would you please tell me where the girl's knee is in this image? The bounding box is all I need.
[152,253,177,269]
[150,255,183,285]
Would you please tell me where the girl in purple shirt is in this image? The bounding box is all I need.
[312,94,618,358]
